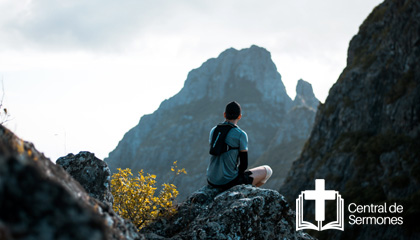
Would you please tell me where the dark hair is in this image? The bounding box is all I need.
[225,101,241,120]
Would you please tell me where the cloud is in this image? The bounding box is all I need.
[0,0,179,51]
[0,0,382,53]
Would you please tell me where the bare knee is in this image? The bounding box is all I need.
[260,165,272,183]
[250,165,273,186]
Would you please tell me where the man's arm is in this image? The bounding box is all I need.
[238,150,248,173]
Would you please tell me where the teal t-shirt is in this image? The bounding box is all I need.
[206,122,248,185]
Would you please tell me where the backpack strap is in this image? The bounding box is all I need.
[222,123,239,151]
[209,123,238,155]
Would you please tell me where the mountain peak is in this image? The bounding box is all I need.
[293,79,319,110]
[160,45,291,110]
[218,45,270,57]
[106,46,313,198]
[217,47,238,58]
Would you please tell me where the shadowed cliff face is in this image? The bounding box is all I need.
[280,0,420,239]
[105,45,318,199]
[0,126,141,240]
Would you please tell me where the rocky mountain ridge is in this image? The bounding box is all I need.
[106,45,318,198]
[253,79,318,189]
[280,0,420,239]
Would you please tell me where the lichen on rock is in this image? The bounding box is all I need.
[57,151,114,208]
[142,185,315,240]
[0,125,141,240]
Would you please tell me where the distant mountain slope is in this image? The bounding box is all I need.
[106,45,318,198]
[253,79,318,189]
[280,0,420,239]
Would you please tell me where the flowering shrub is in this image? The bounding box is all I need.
[111,161,186,229]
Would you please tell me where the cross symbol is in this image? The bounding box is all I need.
[304,179,336,222]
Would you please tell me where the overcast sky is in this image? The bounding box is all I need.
[0,0,383,161]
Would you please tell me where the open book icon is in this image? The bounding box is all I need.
[296,179,344,231]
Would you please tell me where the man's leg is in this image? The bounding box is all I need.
[249,165,272,187]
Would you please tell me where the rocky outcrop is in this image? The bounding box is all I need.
[0,125,141,240]
[142,185,315,240]
[293,79,319,110]
[272,80,318,146]
[106,45,318,199]
[57,151,113,207]
[281,0,420,239]
[253,80,318,189]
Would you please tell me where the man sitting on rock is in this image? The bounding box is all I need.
[207,101,272,190]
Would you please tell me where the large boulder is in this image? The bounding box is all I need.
[280,0,420,239]
[142,185,315,240]
[0,125,141,240]
[57,151,113,207]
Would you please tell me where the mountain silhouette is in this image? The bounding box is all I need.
[106,45,318,198]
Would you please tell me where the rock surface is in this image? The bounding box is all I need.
[253,80,318,189]
[106,45,318,198]
[57,151,113,207]
[142,185,315,240]
[0,124,315,239]
[280,0,420,239]
[0,125,141,240]
[272,80,319,146]
[293,79,319,110]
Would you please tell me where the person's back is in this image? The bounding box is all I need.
[207,122,248,185]
[206,101,273,190]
